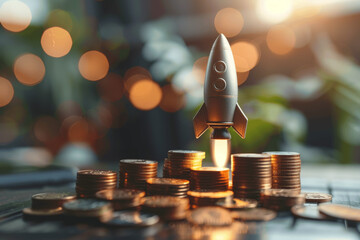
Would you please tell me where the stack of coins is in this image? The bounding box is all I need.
[261,189,305,211]
[231,153,272,200]
[187,190,233,208]
[76,170,117,198]
[190,167,229,191]
[166,150,205,180]
[264,152,301,193]
[142,196,190,221]
[119,159,158,191]
[96,189,145,210]
[23,192,76,219]
[63,199,113,222]
[146,178,190,198]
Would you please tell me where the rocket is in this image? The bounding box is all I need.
[193,34,248,140]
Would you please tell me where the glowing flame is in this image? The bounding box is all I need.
[211,139,230,168]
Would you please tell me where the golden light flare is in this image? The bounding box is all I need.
[266,25,296,55]
[192,57,208,84]
[211,139,230,168]
[124,66,152,92]
[129,80,162,111]
[214,8,244,38]
[41,27,72,58]
[98,73,124,102]
[79,50,109,81]
[0,0,32,32]
[231,41,260,73]
[0,77,14,107]
[14,53,45,86]
[256,0,294,24]
[159,84,185,113]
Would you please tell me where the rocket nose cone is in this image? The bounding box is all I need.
[212,34,231,51]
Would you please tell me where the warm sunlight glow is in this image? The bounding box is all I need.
[266,25,296,55]
[256,0,294,24]
[192,57,208,84]
[231,41,260,73]
[129,80,162,111]
[214,8,244,38]
[0,0,32,32]
[41,27,72,57]
[211,139,231,168]
[0,77,14,107]
[79,50,109,81]
[14,53,45,86]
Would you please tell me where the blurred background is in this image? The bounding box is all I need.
[0,0,360,170]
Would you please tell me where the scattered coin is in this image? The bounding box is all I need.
[304,193,332,203]
[103,210,160,227]
[22,207,63,219]
[261,189,305,211]
[216,198,258,210]
[31,193,76,210]
[318,204,360,222]
[291,205,333,221]
[231,208,276,221]
[63,199,113,221]
[142,196,189,221]
[96,189,145,210]
[187,207,233,226]
[187,190,233,208]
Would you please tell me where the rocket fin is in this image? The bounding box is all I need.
[193,103,209,139]
[232,103,248,139]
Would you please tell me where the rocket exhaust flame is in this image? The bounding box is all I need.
[211,138,230,168]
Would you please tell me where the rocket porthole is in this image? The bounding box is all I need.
[214,78,227,91]
[213,61,227,73]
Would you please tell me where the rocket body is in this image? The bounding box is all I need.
[193,34,248,139]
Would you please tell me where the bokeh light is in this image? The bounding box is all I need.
[0,117,18,145]
[0,0,32,32]
[159,84,186,112]
[124,67,152,91]
[41,27,72,58]
[266,25,296,55]
[34,116,59,142]
[97,73,124,102]
[237,71,250,86]
[0,77,14,107]
[14,53,45,86]
[256,0,294,24]
[192,57,208,84]
[231,41,260,73]
[129,80,162,111]
[68,118,90,143]
[78,50,109,81]
[214,8,244,38]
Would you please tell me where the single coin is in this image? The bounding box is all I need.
[187,207,232,226]
[96,189,145,200]
[216,198,257,210]
[318,204,360,222]
[305,193,332,203]
[31,192,76,210]
[291,205,333,221]
[103,210,159,227]
[231,208,276,221]
[22,207,63,217]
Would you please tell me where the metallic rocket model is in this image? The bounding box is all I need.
[193,34,248,140]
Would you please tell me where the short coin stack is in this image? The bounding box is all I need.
[164,150,205,180]
[96,189,145,210]
[261,189,305,211]
[142,196,190,221]
[187,190,233,208]
[264,152,301,193]
[63,199,113,222]
[231,153,272,200]
[76,170,117,198]
[146,178,190,198]
[190,167,229,191]
[119,159,158,191]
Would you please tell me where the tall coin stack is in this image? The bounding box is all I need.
[165,150,205,180]
[146,178,190,198]
[76,170,117,198]
[231,153,272,200]
[190,167,229,191]
[119,159,158,191]
[264,152,301,193]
